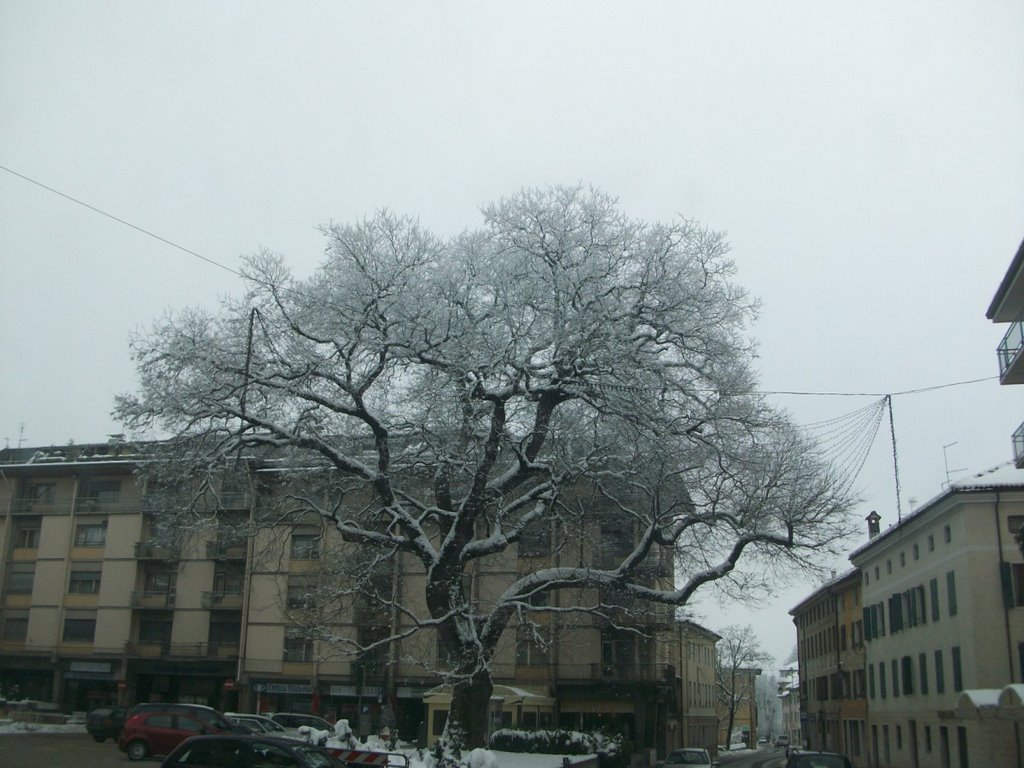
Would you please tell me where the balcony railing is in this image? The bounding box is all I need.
[1014,422,1024,469]
[206,540,247,560]
[202,590,243,609]
[130,590,176,608]
[10,499,71,515]
[554,662,676,683]
[998,316,1024,383]
[125,641,239,659]
[135,542,180,560]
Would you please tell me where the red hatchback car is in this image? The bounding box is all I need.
[119,710,235,761]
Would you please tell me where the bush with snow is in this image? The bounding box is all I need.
[488,729,619,756]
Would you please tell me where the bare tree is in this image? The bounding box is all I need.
[116,186,855,752]
[756,673,781,741]
[715,624,772,749]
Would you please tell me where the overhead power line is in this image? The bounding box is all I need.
[0,163,999,401]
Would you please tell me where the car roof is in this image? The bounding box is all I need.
[176,734,312,746]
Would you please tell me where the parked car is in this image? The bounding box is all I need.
[775,735,791,747]
[119,710,240,760]
[663,748,718,767]
[784,751,854,768]
[128,703,247,734]
[225,712,300,737]
[86,705,126,742]
[267,712,335,731]
[160,734,346,767]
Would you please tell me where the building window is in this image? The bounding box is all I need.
[68,567,102,594]
[928,534,934,552]
[81,478,121,506]
[145,568,176,594]
[1007,515,1024,535]
[887,559,892,575]
[944,524,951,543]
[892,659,900,697]
[924,725,932,752]
[213,565,244,596]
[913,543,919,560]
[868,664,875,699]
[1,612,28,642]
[515,627,550,666]
[290,532,320,560]
[946,571,957,616]
[597,518,634,568]
[138,612,173,645]
[957,726,968,768]
[935,650,945,693]
[6,564,35,595]
[874,565,880,581]
[919,652,929,694]
[287,577,316,609]
[899,552,906,567]
[73,521,107,547]
[902,656,914,695]
[283,634,314,662]
[62,613,97,642]
[13,520,41,548]
[930,578,940,621]
[952,646,963,692]
[209,616,241,647]
[879,662,887,699]
[518,521,552,557]
[896,725,902,749]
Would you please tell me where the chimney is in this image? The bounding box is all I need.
[866,510,881,539]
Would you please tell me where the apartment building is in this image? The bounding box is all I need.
[987,235,1024,466]
[790,569,867,765]
[849,468,1024,767]
[777,666,800,747]
[673,620,720,754]
[1,441,692,754]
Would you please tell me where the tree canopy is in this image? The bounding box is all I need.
[116,185,855,749]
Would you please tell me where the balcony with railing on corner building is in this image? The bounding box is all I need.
[998,310,1024,384]
[130,590,177,609]
[10,497,71,515]
[202,589,244,610]
[124,640,240,659]
[1013,422,1024,469]
[206,539,247,560]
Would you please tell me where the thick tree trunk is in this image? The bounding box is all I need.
[444,670,494,751]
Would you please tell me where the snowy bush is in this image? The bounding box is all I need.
[488,729,620,756]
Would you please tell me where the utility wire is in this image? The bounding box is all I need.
[0,163,1000,401]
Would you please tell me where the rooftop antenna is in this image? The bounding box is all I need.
[17,423,25,448]
[942,442,966,489]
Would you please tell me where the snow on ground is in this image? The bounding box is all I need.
[0,719,87,735]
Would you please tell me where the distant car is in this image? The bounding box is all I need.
[664,748,718,766]
[784,750,854,768]
[267,712,335,731]
[159,734,346,767]
[86,705,126,742]
[118,710,241,760]
[225,712,300,737]
[775,735,791,747]
[758,736,768,745]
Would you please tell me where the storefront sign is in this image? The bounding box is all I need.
[329,685,357,697]
[70,661,112,673]
[258,682,313,694]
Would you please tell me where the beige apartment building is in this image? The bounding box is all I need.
[790,569,867,766]
[673,620,720,755]
[0,440,709,754]
[850,471,1024,768]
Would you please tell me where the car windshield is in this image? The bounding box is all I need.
[667,750,709,765]
[293,745,345,767]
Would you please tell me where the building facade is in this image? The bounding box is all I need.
[1,441,695,754]
[850,471,1024,767]
[790,569,867,766]
[987,235,1024,467]
[673,620,720,755]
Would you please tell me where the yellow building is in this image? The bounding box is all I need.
[1,440,701,755]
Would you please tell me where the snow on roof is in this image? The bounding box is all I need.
[956,688,1002,711]
[1000,684,1024,707]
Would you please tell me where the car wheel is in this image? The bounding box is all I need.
[91,734,105,743]
[127,740,149,760]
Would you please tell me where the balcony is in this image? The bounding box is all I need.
[554,662,676,684]
[125,641,239,659]
[1014,422,1024,469]
[206,540,247,560]
[10,499,70,515]
[997,315,1024,384]
[131,590,176,608]
[215,492,251,510]
[202,590,243,610]
[135,542,179,560]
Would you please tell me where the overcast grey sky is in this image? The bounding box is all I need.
[2,1,1023,666]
